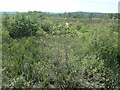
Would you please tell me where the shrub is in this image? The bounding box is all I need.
[41,20,52,32]
[8,13,39,38]
[2,13,10,28]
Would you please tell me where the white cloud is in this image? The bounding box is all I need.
[85,0,119,3]
[0,0,119,13]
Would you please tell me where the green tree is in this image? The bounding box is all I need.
[2,13,10,28]
[88,13,94,20]
[8,13,39,38]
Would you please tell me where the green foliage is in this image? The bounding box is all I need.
[109,23,119,32]
[2,12,120,88]
[87,13,94,20]
[2,13,10,29]
[0,15,2,88]
[8,13,39,38]
[41,19,52,32]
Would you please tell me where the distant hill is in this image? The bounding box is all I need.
[0,11,113,15]
[44,11,110,16]
[64,11,107,15]
[0,12,17,14]
[44,11,103,14]
[44,12,64,14]
[0,12,27,14]
[0,11,63,14]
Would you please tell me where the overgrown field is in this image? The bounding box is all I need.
[2,12,120,88]
[0,14,2,88]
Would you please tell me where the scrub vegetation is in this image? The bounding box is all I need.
[1,12,120,88]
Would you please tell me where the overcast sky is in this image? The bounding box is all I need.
[0,0,119,13]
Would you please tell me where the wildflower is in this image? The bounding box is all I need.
[66,23,69,26]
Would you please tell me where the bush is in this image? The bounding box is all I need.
[2,13,10,28]
[2,14,120,88]
[41,20,52,32]
[8,13,39,38]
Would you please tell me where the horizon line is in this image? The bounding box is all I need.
[0,10,118,14]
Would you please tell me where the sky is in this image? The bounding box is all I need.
[0,0,120,13]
